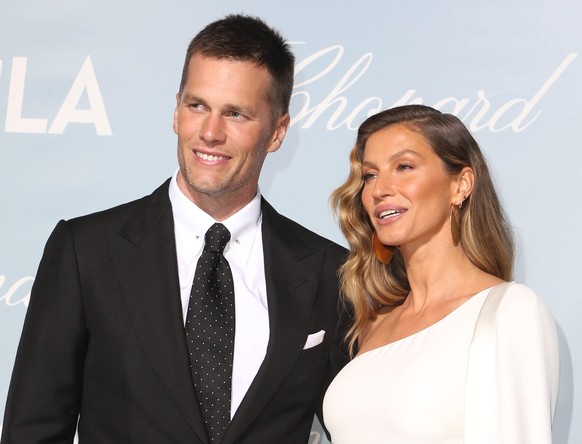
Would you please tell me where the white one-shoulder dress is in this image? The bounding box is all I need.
[323,283,559,444]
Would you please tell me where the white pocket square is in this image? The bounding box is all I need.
[303,330,325,350]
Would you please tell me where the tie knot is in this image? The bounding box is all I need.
[203,223,231,253]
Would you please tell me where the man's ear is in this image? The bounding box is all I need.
[172,92,181,135]
[266,113,290,153]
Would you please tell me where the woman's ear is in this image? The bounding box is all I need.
[454,167,475,205]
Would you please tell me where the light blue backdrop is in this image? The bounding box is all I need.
[1,1,580,442]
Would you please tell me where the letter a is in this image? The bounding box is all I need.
[49,56,112,135]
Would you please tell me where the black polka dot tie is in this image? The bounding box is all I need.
[185,223,235,443]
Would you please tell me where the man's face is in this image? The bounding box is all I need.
[173,54,289,219]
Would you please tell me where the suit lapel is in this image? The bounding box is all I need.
[108,180,208,443]
[224,199,322,443]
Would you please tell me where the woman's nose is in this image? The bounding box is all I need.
[371,173,394,199]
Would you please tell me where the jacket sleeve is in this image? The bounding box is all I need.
[492,284,559,444]
[2,220,86,443]
[315,244,350,439]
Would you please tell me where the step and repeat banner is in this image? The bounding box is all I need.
[1,1,580,442]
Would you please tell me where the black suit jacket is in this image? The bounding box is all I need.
[2,180,348,444]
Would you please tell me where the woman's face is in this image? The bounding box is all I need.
[361,124,459,253]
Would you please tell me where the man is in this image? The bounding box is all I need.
[2,14,348,444]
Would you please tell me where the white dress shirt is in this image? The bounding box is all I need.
[168,170,269,417]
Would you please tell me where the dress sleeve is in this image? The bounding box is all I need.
[492,284,559,444]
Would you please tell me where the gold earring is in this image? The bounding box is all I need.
[372,232,393,264]
[450,203,461,246]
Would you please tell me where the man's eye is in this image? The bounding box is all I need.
[228,111,245,119]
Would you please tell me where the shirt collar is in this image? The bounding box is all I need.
[168,169,262,257]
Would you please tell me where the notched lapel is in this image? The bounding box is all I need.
[109,182,208,443]
[224,200,324,443]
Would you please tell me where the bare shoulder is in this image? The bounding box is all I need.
[472,271,504,294]
[356,303,403,355]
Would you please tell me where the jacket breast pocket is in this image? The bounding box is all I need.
[292,340,327,371]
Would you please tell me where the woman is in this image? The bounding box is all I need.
[323,105,559,443]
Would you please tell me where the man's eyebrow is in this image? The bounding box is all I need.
[180,93,204,103]
[223,102,258,116]
[180,94,257,116]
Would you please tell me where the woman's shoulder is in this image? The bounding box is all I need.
[499,282,546,309]
[495,282,556,330]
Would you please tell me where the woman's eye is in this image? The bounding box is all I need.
[362,172,376,182]
[397,163,413,171]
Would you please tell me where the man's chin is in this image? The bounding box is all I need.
[186,180,228,198]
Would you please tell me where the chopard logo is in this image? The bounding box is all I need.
[0,56,112,135]
[0,274,33,308]
[290,44,577,132]
[1,49,575,137]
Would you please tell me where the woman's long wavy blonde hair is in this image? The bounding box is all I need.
[330,105,514,355]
